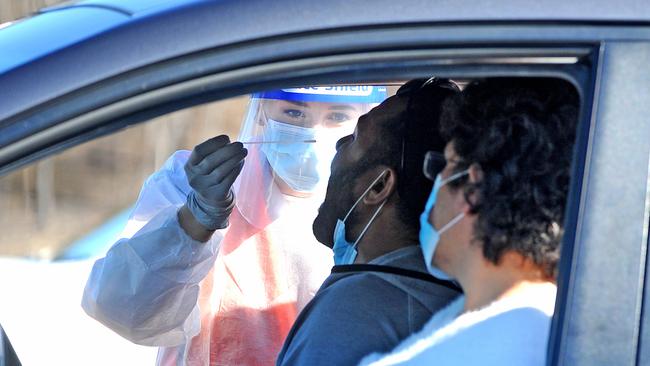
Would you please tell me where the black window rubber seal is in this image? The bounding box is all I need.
[332,264,462,293]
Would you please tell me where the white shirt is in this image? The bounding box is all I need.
[360,282,557,366]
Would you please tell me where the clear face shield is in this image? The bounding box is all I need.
[233,86,387,228]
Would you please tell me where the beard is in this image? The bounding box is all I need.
[312,167,355,248]
[312,154,378,248]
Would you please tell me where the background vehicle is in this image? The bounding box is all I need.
[0,0,649,365]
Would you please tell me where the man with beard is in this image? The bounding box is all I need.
[275,79,462,366]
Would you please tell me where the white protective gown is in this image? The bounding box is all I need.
[82,149,333,366]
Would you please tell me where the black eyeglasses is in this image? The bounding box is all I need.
[422,151,447,181]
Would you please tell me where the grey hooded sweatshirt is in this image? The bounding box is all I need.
[276,245,462,366]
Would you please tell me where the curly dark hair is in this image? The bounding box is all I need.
[439,77,580,278]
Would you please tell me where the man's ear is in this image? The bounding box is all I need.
[468,163,483,184]
[363,167,397,205]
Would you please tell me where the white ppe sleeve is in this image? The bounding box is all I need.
[81,151,224,346]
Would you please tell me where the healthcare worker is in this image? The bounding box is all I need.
[82,86,386,366]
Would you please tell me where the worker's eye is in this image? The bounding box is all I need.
[327,112,352,124]
[283,109,306,119]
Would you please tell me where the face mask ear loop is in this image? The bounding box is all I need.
[352,199,388,248]
[437,212,465,235]
[440,170,469,186]
[433,168,470,235]
[342,169,388,223]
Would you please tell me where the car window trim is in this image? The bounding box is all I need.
[0,46,599,366]
[0,46,592,175]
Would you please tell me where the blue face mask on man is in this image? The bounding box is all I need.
[419,169,469,280]
[332,170,389,265]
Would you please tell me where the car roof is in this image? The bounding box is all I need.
[76,0,202,15]
[3,0,650,72]
[0,0,649,121]
[78,0,650,21]
[3,0,650,75]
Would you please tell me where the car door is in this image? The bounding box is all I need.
[1,1,650,365]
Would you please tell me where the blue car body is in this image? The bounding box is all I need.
[1,1,650,365]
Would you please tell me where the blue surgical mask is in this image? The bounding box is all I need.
[333,170,388,265]
[419,170,469,280]
[261,118,323,192]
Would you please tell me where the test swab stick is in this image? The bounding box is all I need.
[241,139,317,144]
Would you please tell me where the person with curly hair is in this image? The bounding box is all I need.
[360,77,580,366]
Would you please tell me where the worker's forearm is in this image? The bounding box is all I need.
[83,205,223,345]
[178,204,217,242]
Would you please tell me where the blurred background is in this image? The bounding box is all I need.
[0,0,60,23]
[1,1,247,259]
[0,97,246,259]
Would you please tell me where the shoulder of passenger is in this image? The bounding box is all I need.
[321,273,406,306]
[485,306,551,326]
[301,275,403,336]
[460,305,552,342]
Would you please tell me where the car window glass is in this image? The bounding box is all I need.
[0,96,246,365]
